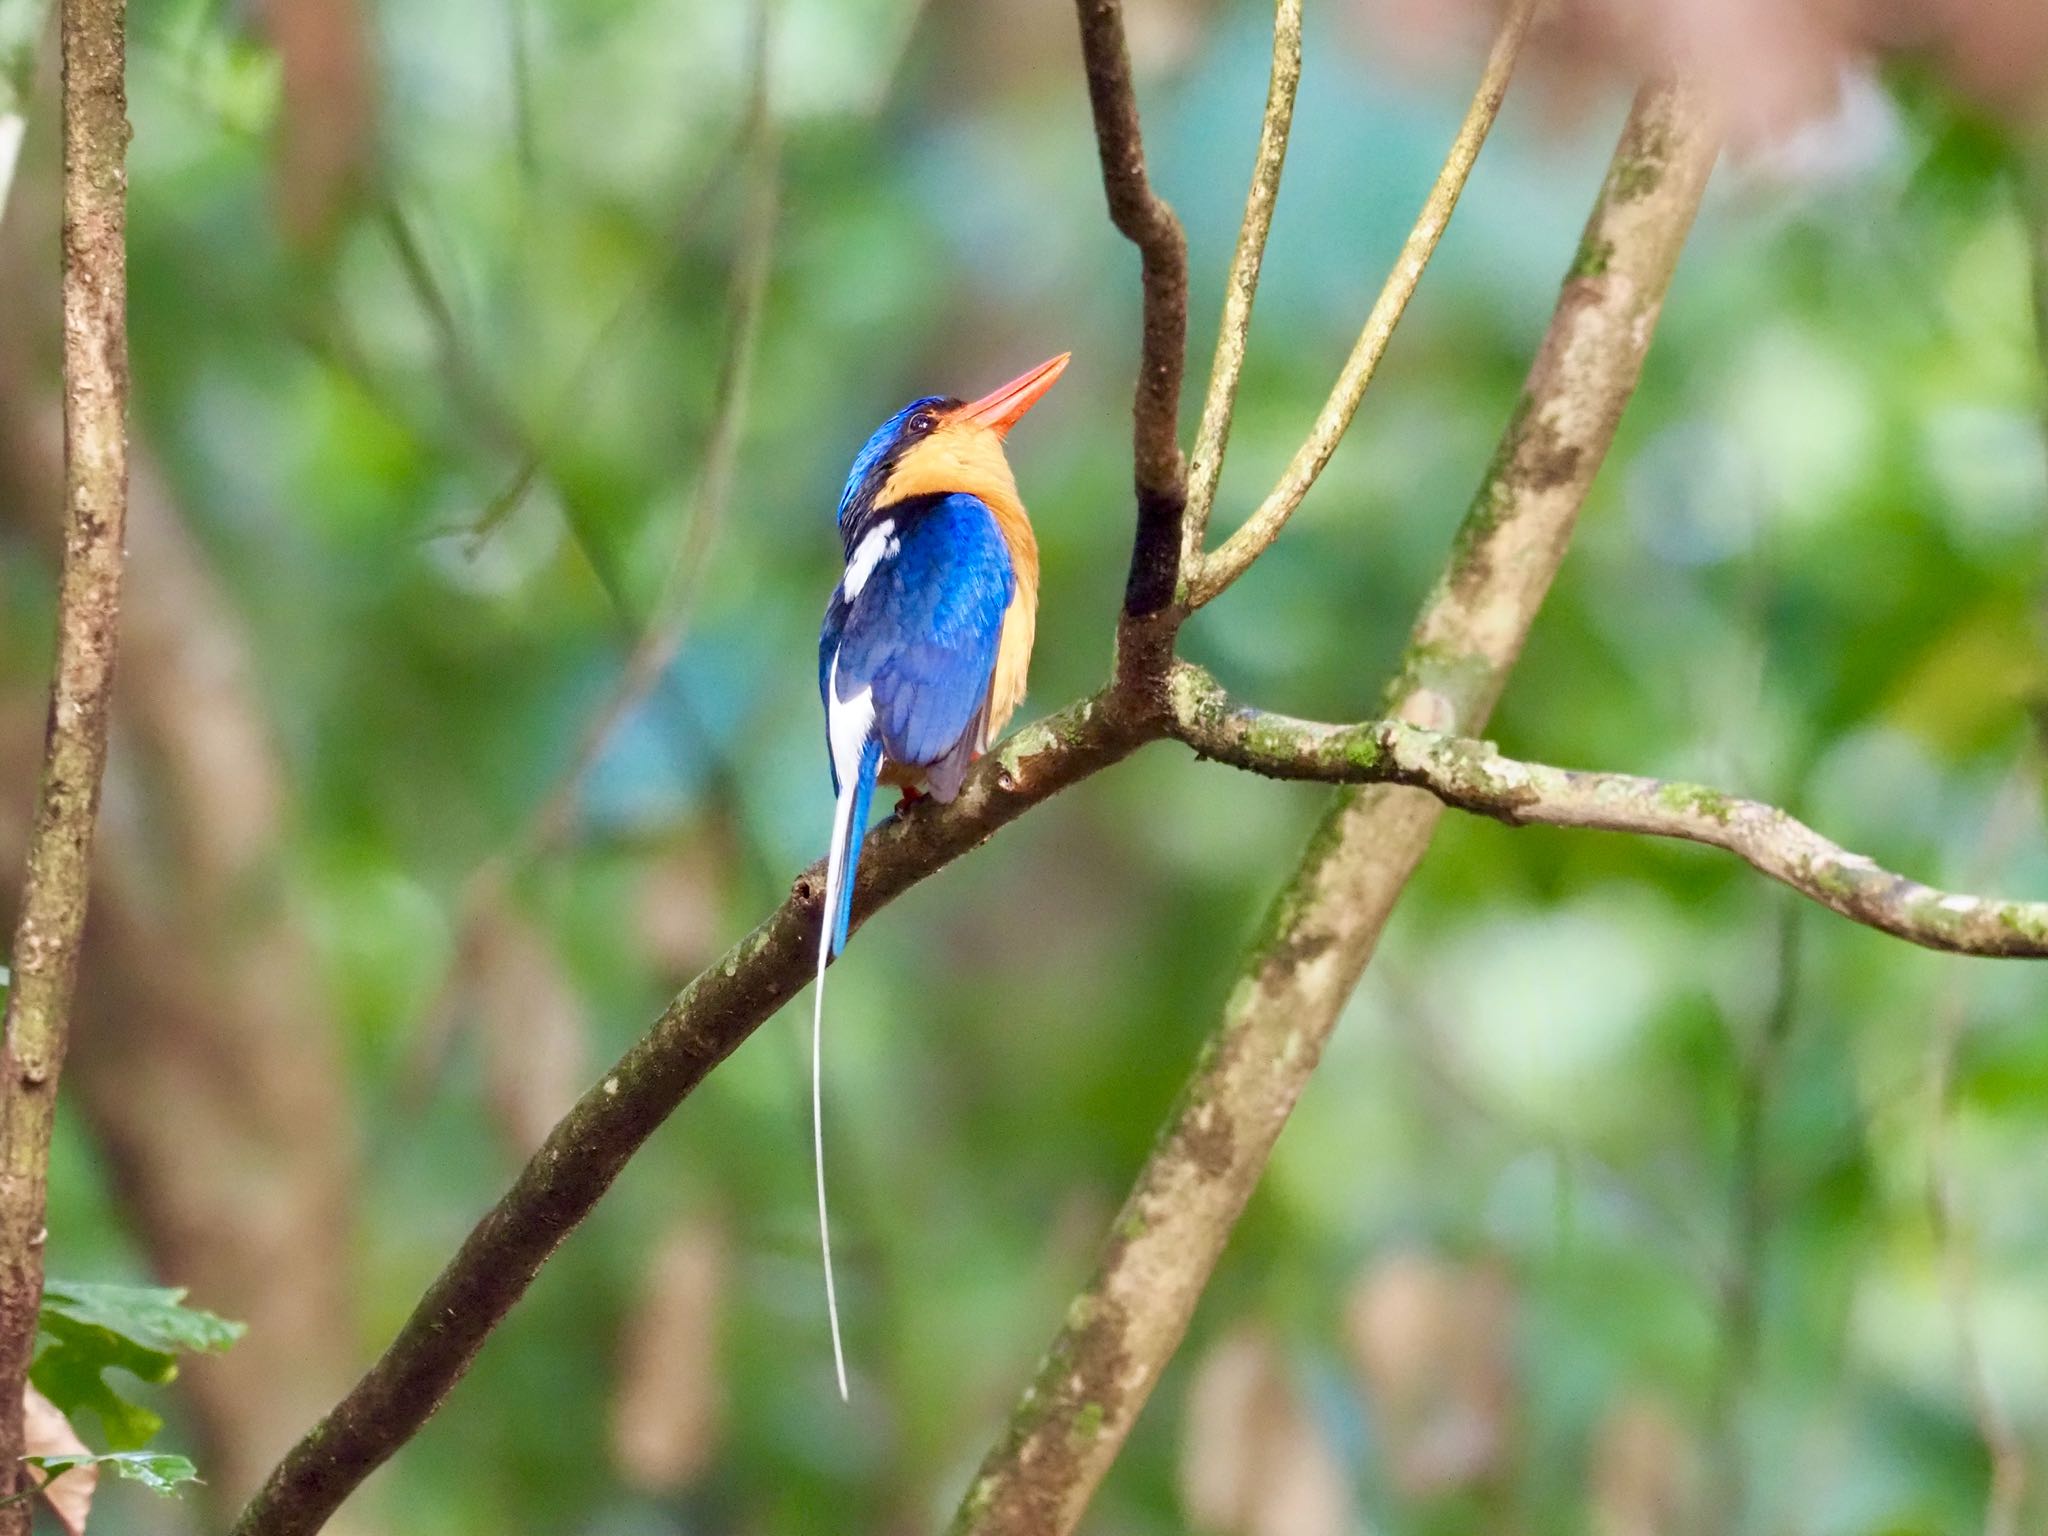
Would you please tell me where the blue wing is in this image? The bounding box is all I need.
[823,492,1015,782]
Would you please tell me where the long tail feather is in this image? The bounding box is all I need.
[813,735,881,1402]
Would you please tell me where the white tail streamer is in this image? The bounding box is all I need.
[814,662,873,1401]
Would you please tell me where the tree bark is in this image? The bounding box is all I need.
[0,0,125,1522]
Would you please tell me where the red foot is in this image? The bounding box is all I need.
[896,785,930,812]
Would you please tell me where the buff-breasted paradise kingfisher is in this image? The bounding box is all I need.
[811,351,1068,1396]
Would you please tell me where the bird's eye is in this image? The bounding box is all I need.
[909,411,937,435]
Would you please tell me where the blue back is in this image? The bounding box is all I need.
[820,492,1014,776]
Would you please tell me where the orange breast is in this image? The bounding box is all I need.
[878,422,1042,753]
[985,508,1038,742]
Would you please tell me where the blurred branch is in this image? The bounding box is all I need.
[1179,0,1300,572]
[256,0,375,245]
[375,197,540,484]
[468,0,771,549]
[950,82,1720,1536]
[371,195,635,616]
[535,143,776,844]
[1381,960,1720,1286]
[406,105,780,1102]
[1710,898,1802,1521]
[1188,0,1534,609]
[0,0,51,224]
[1925,762,2039,1536]
[1168,666,2048,957]
[0,0,127,1525]
[1073,0,1189,653]
[2024,139,2047,432]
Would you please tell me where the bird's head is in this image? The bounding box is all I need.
[837,353,1069,534]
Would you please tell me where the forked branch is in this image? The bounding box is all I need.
[1189,0,1536,608]
[1180,0,1302,568]
[948,79,1723,1536]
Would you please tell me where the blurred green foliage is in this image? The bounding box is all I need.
[3,0,2047,1532]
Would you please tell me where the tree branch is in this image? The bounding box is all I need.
[1188,0,1535,609]
[1166,666,2048,958]
[1179,0,1300,572]
[1073,0,1189,638]
[233,10,1199,1527]
[0,0,126,1524]
[0,383,365,1520]
[950,81,1720,1536]
[227,694,1147,1536]
[234,71,1724,1536]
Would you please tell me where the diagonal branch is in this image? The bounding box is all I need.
[1179,0,1301,572]
[1189,0,1535,609]
[0,0,127,1524]
[950,80,1721,1536]
[227,693,1148,1536]
[1074,0,1190,635]
[1167,665,2048,959]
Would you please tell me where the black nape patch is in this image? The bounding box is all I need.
[841,490,954,559]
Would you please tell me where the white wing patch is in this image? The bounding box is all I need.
[825,655,875,794]
[841,520,897,602]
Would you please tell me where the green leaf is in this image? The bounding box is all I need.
[31,1283,244,1450]
[27,1450,202,1497]
[39,1282,244,1357]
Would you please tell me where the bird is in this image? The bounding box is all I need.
[810,351,1069,1397]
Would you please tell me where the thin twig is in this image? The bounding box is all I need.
[376,197,530,466]
[950,83,1720,1536]
[467,2,770,548]
[1190,0,1535,609]
[373,193,634,616]
[404,49,779,1103]
[0,0,127,1524]
[535,141,775,856]
[1179,0,1301,574]
[1167,665,2048,958]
